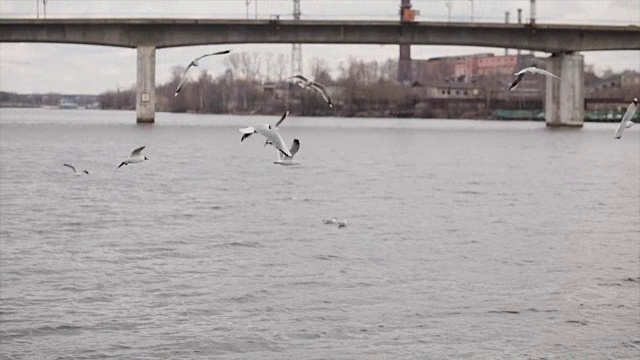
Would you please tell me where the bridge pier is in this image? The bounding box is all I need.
[136,45,156,123]
[544,52,584,127]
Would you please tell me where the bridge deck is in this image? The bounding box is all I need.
[1,19,638,52]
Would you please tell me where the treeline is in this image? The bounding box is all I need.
[0,92,97,108]
[97,52,412,117]
[91,52,640,118]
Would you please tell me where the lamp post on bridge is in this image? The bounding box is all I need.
[399,0,416,85]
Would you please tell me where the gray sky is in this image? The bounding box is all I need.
[1,0,639,94]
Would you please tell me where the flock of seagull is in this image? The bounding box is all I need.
[63,50,637,181]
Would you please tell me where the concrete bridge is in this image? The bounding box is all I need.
[1,19,639,125]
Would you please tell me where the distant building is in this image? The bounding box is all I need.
[411,53,545,100]
[411,81,480,99]
[262,82,289,99]
[587,71,640,95]
[59,98,79,109]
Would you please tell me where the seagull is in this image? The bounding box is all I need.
[323,218,338,225]
[337,220,347,229]
[614,97,638,139]
[63,164,89,176]
[266,138,301,166]
[241,110,289,143]
[117,146,149,169]
[509,66,561,91]
[287,75,333,108]
[239,111,293,157]
[174,49,231,96]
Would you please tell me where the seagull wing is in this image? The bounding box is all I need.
[274,110,290,128]
[289,139,300,157]
[174,64,195,96]
[239,126,256,141]
[288,74,309,82]
[130,146,146,157]
[275,146,284,161]
[63,163,77,174]
[621,101,637,124]
[532,68,561,79]
[509,73,525,91]
[514,67,534,76]
[310,82,333,108]
[195,49,232,61]
[239,126,256,134]
[255,126,292,157]
[615,102,637,139]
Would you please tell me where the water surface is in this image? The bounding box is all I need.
[1,108,639,359]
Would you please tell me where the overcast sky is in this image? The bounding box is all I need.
[1,0,639,94]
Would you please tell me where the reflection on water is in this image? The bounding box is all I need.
[1,109,639,358]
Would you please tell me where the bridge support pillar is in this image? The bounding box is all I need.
[136,45,156,123]
[545,52,584,127]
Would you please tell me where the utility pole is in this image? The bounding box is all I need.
[530,0,536,26]
[398,0,413,84]
[446,0,452,22]
[36,0,39,18]
[504,11,510,56]
[43,0,48,19]
[517,9,522,58]
[245,0,250,19]
[291,0,302,76]
[469,0,474,22]
[255,0,258,19]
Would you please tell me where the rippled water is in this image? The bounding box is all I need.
[1,108,639,359]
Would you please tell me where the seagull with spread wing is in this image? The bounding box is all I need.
[266,138,301,166]
[614,97,637,139]
[509,66,561,91]
[287,75,333,108]
[174,49,231,96]
[117,146,149,169]
[63,164,89,176]
[239,110,289,143]
[239,110,294,158]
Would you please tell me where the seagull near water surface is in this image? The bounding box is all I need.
[239,110,294,158]
[322,217,347,228]
[63,164,89,176]
[509,66,561,91]
[174,49,231,96]
[117,146,149,169]
[287,75,333,108]
[267,138,301,166]
[614,97,638,139]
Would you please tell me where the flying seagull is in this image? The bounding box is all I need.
[614,97,638,139]
[174,49,231,96]
[509,66,561,91]
[287,75,333,108]
[63,164,89,176]
[266,138,301,166]
[239,111,294,158]
[117,146,149,169]
[241,110,289,143]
